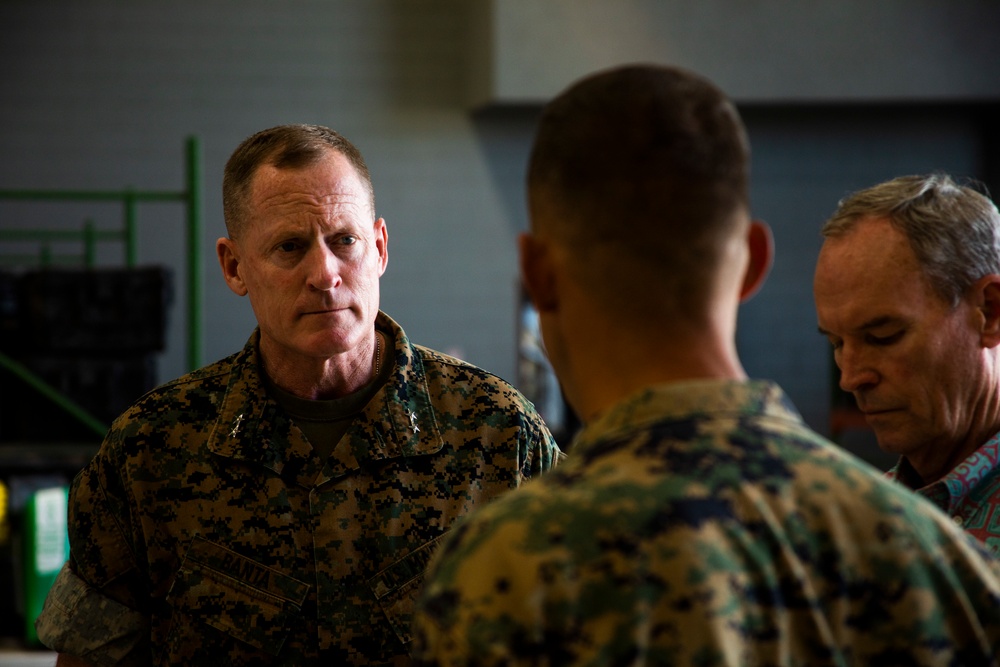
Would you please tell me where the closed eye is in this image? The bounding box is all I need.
[865,331,904,346]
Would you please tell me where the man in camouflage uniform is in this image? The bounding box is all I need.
[411,65,1000,665]
[35,124,560,665]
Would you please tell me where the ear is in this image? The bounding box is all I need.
[739,220,774,302]
[974,274,1000,348]
[374,217,389,276]
[518,232,558,313]
[216,237,248,297]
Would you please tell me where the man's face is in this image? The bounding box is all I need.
[813,216,984,471]
[224,150,387,369]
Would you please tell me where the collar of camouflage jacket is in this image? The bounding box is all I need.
[206,313,444,487]
[570,379,802,458]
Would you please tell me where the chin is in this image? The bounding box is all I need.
[871,432,914,458]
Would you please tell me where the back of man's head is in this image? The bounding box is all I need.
[527,64,750,320]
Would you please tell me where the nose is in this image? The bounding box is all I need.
[306,244,341,291]
[836,344,879,393]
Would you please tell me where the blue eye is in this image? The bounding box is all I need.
[339,235,357,246]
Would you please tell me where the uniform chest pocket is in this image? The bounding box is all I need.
[166,536,311,658]
[368,534,445,645]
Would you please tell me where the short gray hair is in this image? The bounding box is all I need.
[223,124,374,239]
[822,173,1000,306]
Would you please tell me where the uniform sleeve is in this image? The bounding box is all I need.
[35,563,149,666]
[518,398,565,482]
[35,425,151,665]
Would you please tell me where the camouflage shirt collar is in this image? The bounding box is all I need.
[207,312,443,484]
[568,379,802,455]
[358,310,444,459]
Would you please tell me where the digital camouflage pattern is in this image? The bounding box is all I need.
[413,380,1000,667]
[887,432,1000,555]
[36,311,561,666]
[33,566,148,664]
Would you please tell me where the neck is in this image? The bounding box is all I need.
[564,317,746,424]
[905,436,987,487]
[907,416,1000,488]
[903,360,1000,486]
[260,330,383,400]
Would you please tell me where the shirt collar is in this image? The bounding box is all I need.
[569,379,802,457]
[206,311,445,487]
[889,432,1000,514]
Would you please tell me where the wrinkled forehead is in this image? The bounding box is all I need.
[249,152,374,218]
[814,221,948,328]
[816,218,918,284]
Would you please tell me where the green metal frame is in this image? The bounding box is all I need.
[0,350,107,438]
[0,136,202,435]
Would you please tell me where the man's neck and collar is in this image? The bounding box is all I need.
[897,378,1000,489]
[543,219,770,427]
[262,340,391,416]
[901,438,995,491]
[571,378,798,456]
[896,430,1000,495]
[565,314,749,426]
[892,432,1000,517]
[208,312,446,474]
[552,287,793,453]
[259,328,386,401]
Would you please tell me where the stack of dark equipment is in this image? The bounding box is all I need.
[0,266,171,647]
[0,266,172,442]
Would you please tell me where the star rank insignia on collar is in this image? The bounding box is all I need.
[230,414,244,437]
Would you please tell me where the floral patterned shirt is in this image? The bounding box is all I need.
[887,433,1000,554]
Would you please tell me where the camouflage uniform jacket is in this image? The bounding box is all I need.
[36,311,560,666]
[412,379,1000,666]
[887,431,1000,554]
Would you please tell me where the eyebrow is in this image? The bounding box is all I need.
[817,315,901,338]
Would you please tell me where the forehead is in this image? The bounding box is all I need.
[247,150,372,224]
[814,217,948,329]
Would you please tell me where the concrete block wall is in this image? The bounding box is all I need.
[0,1,522,387]
[1,1,996,450]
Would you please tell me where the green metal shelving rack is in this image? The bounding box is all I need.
[0,136,203,436]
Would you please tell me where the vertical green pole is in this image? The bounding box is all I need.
[124,190,138,267]
[186,136,202,370]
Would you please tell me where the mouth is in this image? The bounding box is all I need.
[300,306,348,317]
[861,407,900,419]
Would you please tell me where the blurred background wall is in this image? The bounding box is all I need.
[2,0,999,457]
